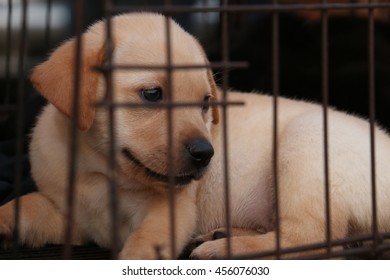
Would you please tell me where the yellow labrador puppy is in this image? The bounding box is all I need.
[0,13,390,259]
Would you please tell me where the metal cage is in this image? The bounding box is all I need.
[1,0,390,259]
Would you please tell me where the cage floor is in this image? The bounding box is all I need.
[0,244,111,260]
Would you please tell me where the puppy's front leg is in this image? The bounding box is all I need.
[120,188,197,260]
[0,192,83,247]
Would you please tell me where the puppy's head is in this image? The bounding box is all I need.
[31,13,219,188]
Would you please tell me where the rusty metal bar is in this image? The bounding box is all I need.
[272,0,281,260]
[220,0,232,259]
[63,0,84,260]
[4,0,12,104]
[13,0,28,251]
[164,0,178,259]
[368,0,380,257]
[94,61,248,72]
[94,100,245,109]
[111,2,390,15]
[237,246,373,260]
[44,0,53,48]
[234,232,389,260]
[103,0,120,260]
[321,0,331,257]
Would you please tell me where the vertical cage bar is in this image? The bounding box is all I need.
[5,0,13,103]
[321,0,331,257]
[272,0,281,260]
[104,0,120,259]
[220,0,232,259]
[368,0,379,257]
[63,0,84,260]
[44,0,53,48]
[164,0,177,259]
[13,0,28,250]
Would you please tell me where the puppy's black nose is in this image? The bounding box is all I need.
[186,139,214,168]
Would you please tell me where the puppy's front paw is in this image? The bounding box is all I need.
[178,229,228,259]
[0,221,14,249]
[0,209,15,249]
[190,239,229,259]
[190,230,264,259]
[189,229,231,259]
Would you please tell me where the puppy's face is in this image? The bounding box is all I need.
[31,13,219,189]
[108,15,219,188]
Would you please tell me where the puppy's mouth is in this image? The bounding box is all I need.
[122,148,204,186]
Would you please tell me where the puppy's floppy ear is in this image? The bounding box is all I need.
[31,23,106,131]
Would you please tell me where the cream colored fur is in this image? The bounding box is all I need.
[0,13,389,259]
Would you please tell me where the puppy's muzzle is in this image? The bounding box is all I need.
[121,138,214,186]
[186,139,214,169]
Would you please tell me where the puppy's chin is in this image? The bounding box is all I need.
[171,167,209,187]
[121,147,208,189]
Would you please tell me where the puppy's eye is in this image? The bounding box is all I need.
[202,96,211,113]
[141,88,162,102]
